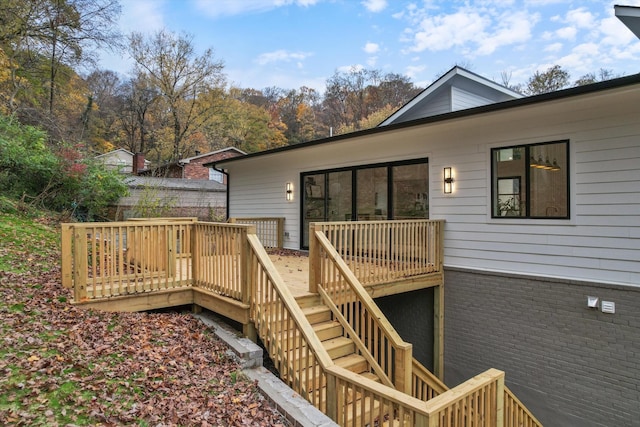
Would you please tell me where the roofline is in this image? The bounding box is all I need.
[378,65,522,126]
[180,147,246,163]
[209,73,640,168]
[616,4,640,38]
[94,148,134,158]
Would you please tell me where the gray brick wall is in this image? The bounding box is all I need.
[444,267,640,427]
[375,288,435,370]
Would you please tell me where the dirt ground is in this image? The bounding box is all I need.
[267,249,311,297]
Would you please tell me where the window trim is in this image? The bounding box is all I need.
[300,158,429,249]
[491,140,570,220]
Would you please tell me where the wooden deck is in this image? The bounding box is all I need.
[60,219,542,427]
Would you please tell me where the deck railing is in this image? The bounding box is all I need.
[228,217,284,249]
[312,220,443,286]
[61,219,194,301]
[312,228,413,393]
[61,218,541,426]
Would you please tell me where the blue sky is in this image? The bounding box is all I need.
[99,0,640,92]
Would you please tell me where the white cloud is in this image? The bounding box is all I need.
[194,0,320,17]
[544,42,563,52]
[405,64,426,79]
[555,26,577,40]
[364,42,380,54]
[361,0,387,13]
[367,56,378,67]
[565,7,595,29]
[255,50,312,65]
[403,7,534,56]
[337,64,365,73]
[120,0,165,33]
[474,11,536,55]
[407,10,490,52]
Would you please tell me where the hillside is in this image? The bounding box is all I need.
[0,200,286,426]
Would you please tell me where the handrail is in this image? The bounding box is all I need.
[505,386,543,427]
[313,229,413,393]
[412,358,449,401]
[317,287,395,389]
[424,368,505,427]
[246,233,334,407]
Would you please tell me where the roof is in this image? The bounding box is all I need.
[94,148,134,159]
[124,176,226,191]
[209,72,640,168]
[378,66,522,126]
[616,5,640,39]
[179,147,246,164]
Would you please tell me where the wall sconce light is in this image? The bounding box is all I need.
[443,167,454,194]
[286,182,293,201]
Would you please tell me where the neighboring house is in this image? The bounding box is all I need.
[138,147,245,182]
[94,148,150,174]
[113,176,227,221]
[211,67,640,427]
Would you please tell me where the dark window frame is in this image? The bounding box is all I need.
[300,158,429,249]
[491,140,570,219]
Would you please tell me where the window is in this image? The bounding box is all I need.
[209,168,224,183]
[492,141,569,219]
[301,159,428,248]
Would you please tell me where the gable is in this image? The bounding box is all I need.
[379,66,522,126]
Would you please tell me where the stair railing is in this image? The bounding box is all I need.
[311,228,413,394]
[412,358,449,401]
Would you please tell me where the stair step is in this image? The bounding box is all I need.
[335,353,369,374]
[360,371,380,383]
[295,294,322,308]
[345,395,383,426]
[312,320,343,341]
[302,304,332,324]
[323,336,355,359]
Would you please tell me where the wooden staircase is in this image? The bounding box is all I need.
[297,294,388,425]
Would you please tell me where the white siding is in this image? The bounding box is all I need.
[451,87,494,111]
[227,85,640,287]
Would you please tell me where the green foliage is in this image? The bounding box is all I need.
[0,114,128,220]
[132,184,177,218]
[0,115,60,200]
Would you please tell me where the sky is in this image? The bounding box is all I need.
[98,0,640,93]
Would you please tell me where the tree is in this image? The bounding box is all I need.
[0,0,122,145]
[574,68,619,86]
[525,65,570,95]
[128,30,225,161]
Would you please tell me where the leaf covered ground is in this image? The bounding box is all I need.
[0,207,288,426]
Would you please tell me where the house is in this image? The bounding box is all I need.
[210,69,640,426]
[113,176,227,221]
[94,148,150,174]
[138,147,245,182]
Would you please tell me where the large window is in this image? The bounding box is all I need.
[301,159,428,248]
[492,141,569,219]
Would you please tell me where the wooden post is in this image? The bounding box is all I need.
[73,229,88,302]
[415,413,428,427]
[242,225,257,342]
[325,373,337,422]
[308,223,320,294]
[496,371,505,427]
[61,224,73,288]
[395,343,413,394]
[277,217,285,248]
[433,283,444,380]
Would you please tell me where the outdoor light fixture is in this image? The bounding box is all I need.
[443,167,454,194]
[286,182,293,201]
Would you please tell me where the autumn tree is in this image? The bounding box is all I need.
[574,68,619,86]
[525,65,570,95]
[0,0,122,143]
[323,68,420,133]
[128,30,225,161]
